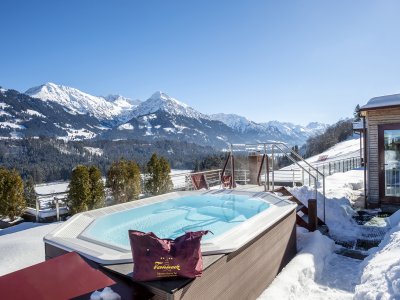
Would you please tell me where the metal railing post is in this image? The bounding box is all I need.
[308,167,311,186]
[271,145,275,191]
[264,144,267,191]
[292,169,295,187]
[323,175,326,223]
[329,162,331,175]
[302,169,305,186]
[55,197,60,222]
[35,197,39,223]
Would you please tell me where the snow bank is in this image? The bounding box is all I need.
[282,138,360,171]
[258,228,335,299]
[354,212,400,299]
[0,222,61,276]
[288,170,364,240]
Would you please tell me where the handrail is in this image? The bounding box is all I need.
[171,169,222,178]
[220,152,231,182]
[273,143,325,222]
[231,142,325,223]
[274,143,325,178]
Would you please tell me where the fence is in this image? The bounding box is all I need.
[266,156,362,187]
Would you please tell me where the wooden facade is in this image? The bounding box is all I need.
[364,107,400,210]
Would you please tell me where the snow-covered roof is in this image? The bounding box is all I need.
[361,93,400,110]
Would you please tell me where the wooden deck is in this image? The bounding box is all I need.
[45,208,296,299]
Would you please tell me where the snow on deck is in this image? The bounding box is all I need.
[259,228,361,300]
[0,222,61,276]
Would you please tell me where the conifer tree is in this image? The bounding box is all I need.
[354,104,361,121]
[24,175,37,208]
[0,168,8,217]
[145,154,173,195]
[106,160,141,203]
[158,156,173,194]
[88,166,105,210]
[125,160,141,201]
[107,160,127,203]
[0,168,26,220]
[67,165,90,215]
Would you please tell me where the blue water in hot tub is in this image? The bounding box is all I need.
[81,194,270,250]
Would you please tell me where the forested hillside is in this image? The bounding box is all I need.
[0,138,216,182]
[301,119,354,158]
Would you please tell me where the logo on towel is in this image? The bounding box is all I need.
[154,257,181,276]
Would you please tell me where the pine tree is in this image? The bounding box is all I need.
[107,160,128,203]
[158,156,173,194]
[67,165,90,215]
[145,154,173,195]
[125,161,141,201]
[354,104,361,121]
[24,175,37,208]
[88,166,105,210]
[0,168,8,218]
[0,168,26,221]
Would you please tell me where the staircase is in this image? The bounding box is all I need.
[274,187,327,232]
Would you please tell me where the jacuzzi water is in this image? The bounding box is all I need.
[81,194,270,250]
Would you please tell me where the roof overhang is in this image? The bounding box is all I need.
[360,93,400,112]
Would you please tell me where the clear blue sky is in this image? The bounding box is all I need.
[1,1,400,125]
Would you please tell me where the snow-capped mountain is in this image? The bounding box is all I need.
[210,113,265,133]
[264,121,328,140]
[0,83,329,147]
[132,91,207,120]
[25,83,140,125]
[211,114,328,145]
[0,88,105,140]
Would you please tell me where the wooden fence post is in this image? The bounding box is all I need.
[308,199,317,232]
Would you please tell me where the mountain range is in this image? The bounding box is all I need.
[0,83,328,148]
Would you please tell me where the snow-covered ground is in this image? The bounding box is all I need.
[259,228,360,300]
[288,169,364,240]
[282,138,361,171]
[303,138,361,165]
[0,222,60,276]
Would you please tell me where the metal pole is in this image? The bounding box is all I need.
[230,144,234,189]
[363,116,368,208]
[308,167,311,186]
[302,169,305,186]
[55,197,60,222]
[264,144,267,192]
[329,162,331,175]
[35,198,39,223]
[323,175,326,223]
[272,145,275,191]
[292,169,295,187]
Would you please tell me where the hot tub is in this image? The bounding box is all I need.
[44,190,296,264]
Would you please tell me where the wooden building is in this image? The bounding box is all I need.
[360,94,400,212]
